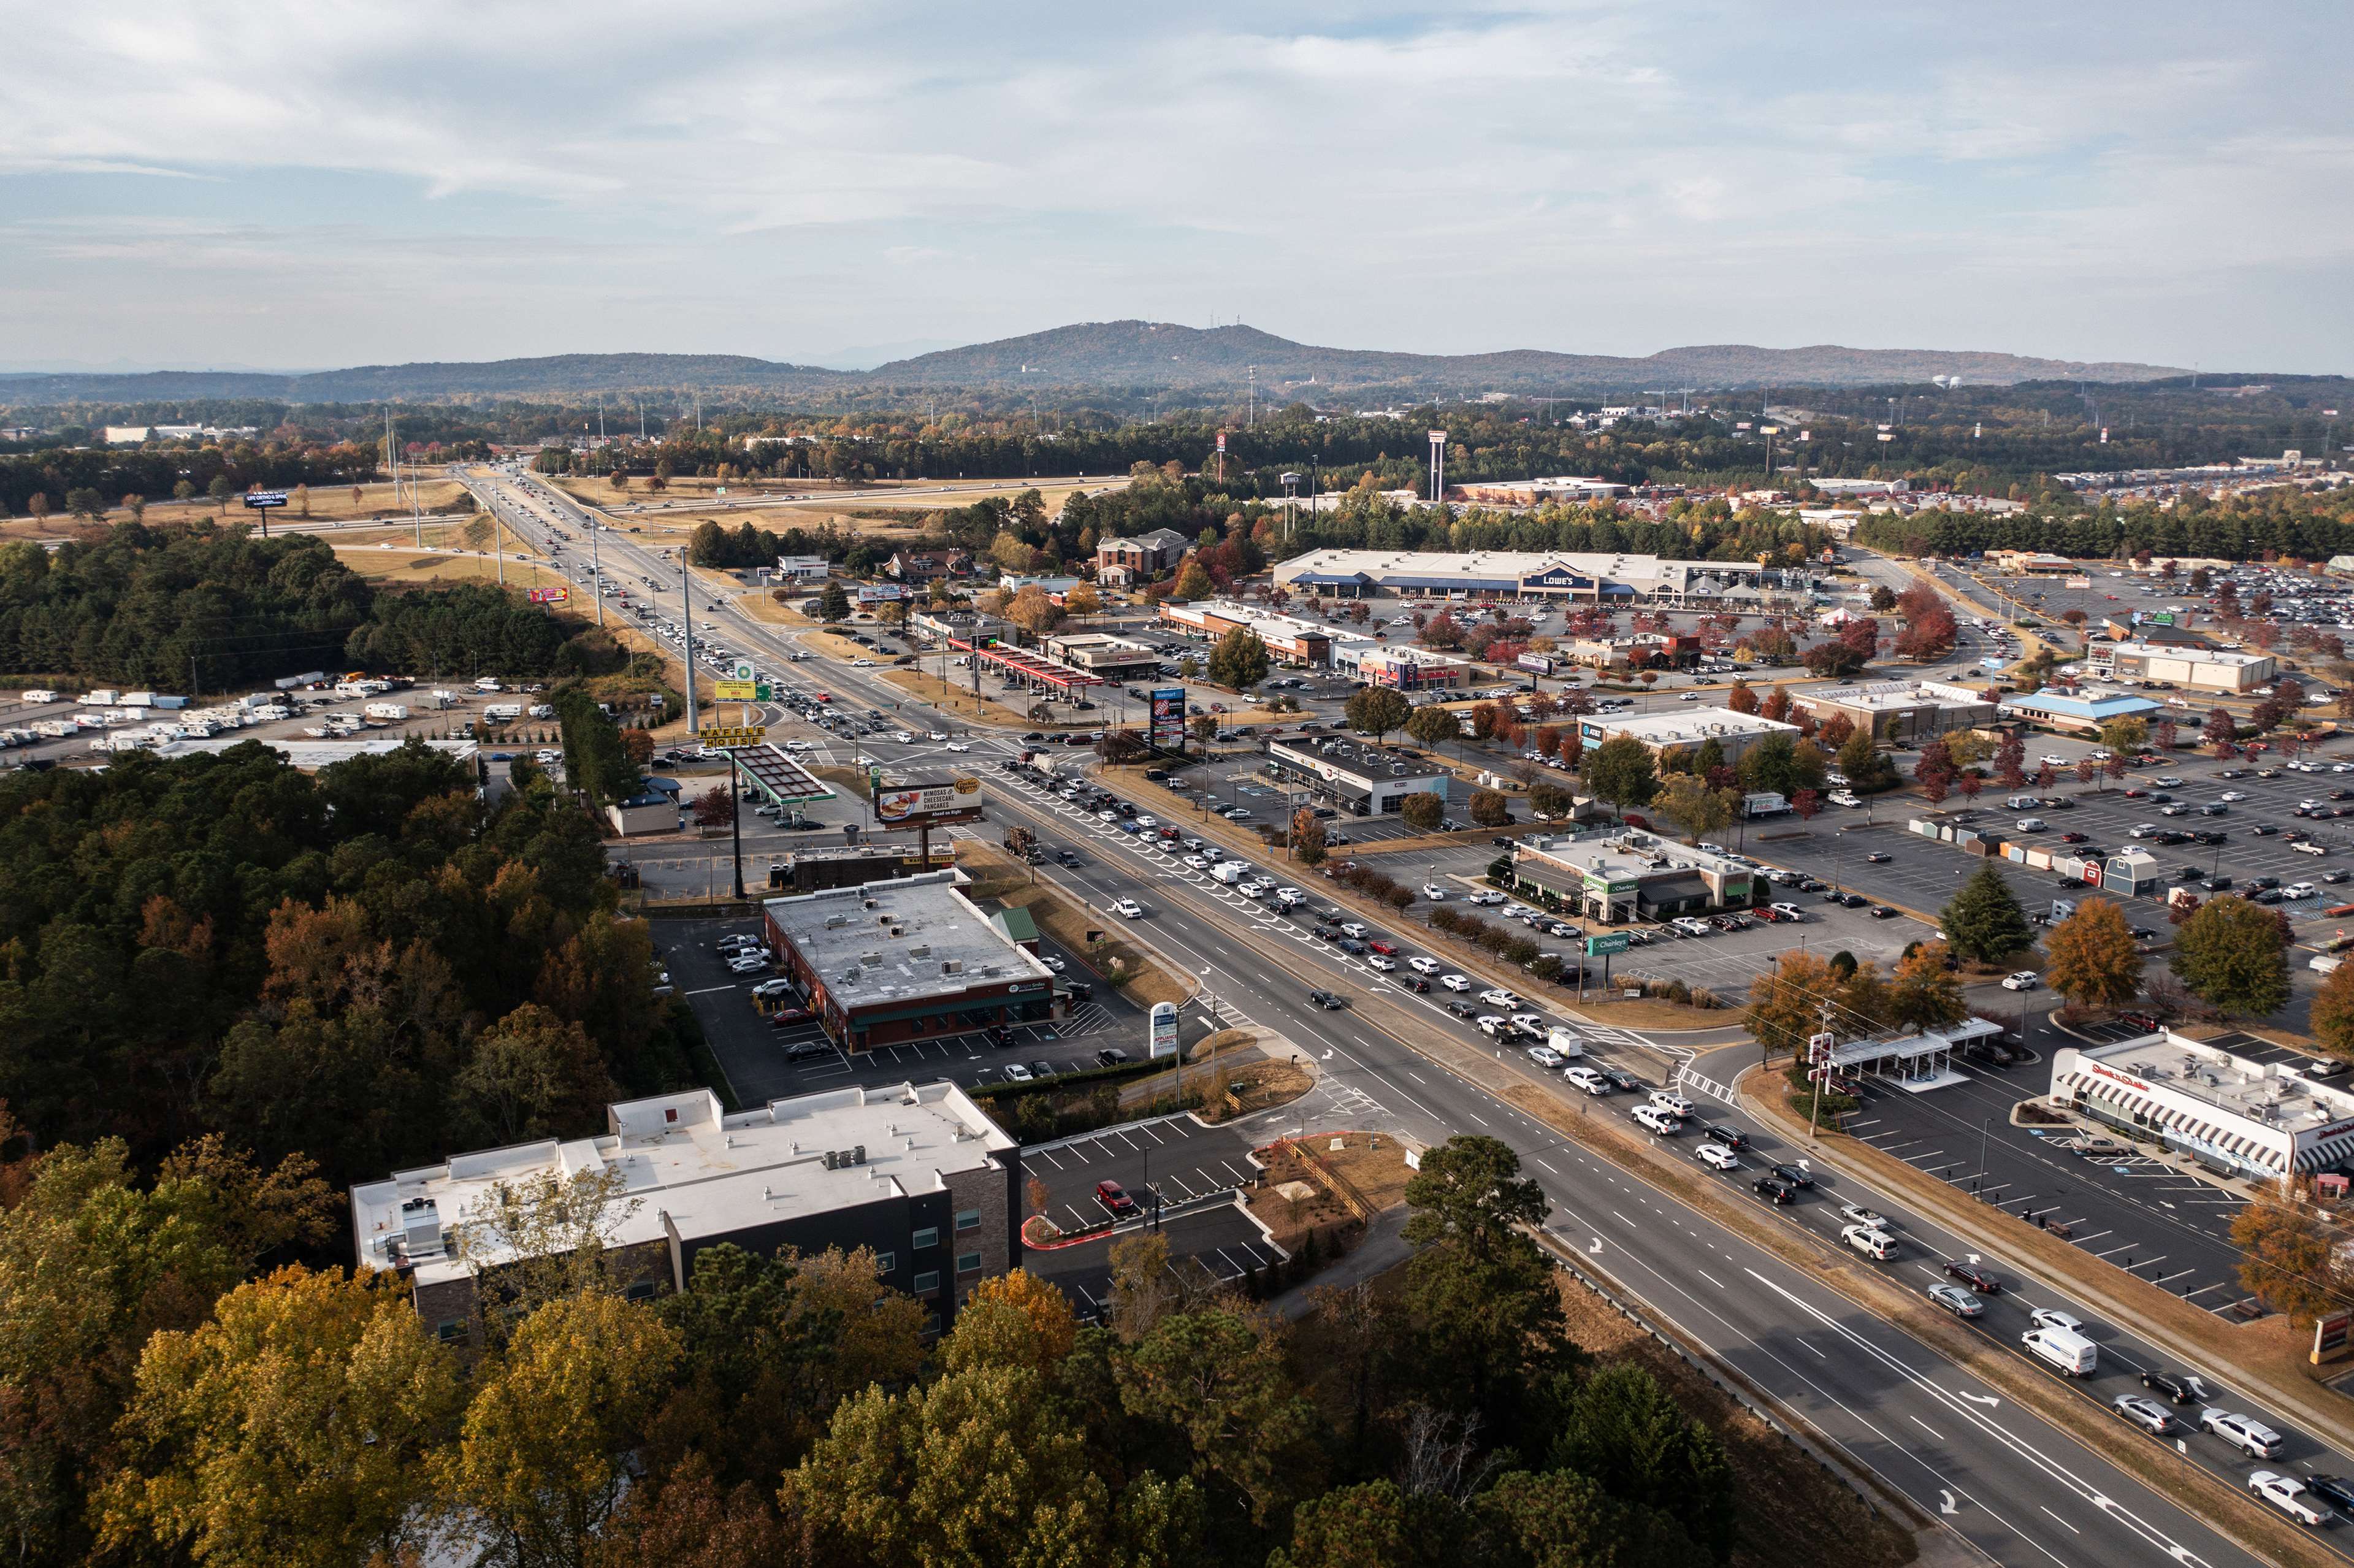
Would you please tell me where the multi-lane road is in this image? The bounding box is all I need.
[459,464,2338,1568]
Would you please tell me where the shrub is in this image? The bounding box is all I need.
[1386,886,1413,911]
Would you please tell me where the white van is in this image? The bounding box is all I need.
[1211,862,1250,885]
[2021,1326,2098,1377]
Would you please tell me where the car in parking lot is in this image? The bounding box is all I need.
[2001,971,2039,991]
[2111,1395,2175,1436]
[1863,851,1891,863]
[1095,1179,1139,1218]
[1926,1282,1984,1318]
[1096,1047,1131,1068]
[1002,1063,1033,1084]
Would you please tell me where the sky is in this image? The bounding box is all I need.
[1,1,2348,375]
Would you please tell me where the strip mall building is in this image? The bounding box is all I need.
[2050,1031,2354,1182]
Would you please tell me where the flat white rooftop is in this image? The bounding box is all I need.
[1588,707,1798,746]
[2076,1034,2354,1136]
[768,870,1052,1011]
[352,1082,1014,1288]
[150,736,479,768]
[2101,641,2271,667]
[1520,828,1747,881]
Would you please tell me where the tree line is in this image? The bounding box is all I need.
[0,522,590,688]
[0,443,380,520]
[1854,487,2354,565]
[0,1120,1771,1568]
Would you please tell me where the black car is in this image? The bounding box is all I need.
[1403,976,1432,994]
[1771,1162,1814,1188]
[1066,981,1093,1002]
[2201,875,2233,890]
[1942,1259,2003,1294]
[1699,1123,1749,1150]
[1868,906,1900,919]
[1445,1000,1480,1019]
[1096,1047,1131,1068]
[1307,989,1348,1010]
[2302,1475,2354,1513]
[1752,1175,1797,1206]
[2250,823,2280,836]
[1599,1066,1643,1092]
[1028,1060,1055,1080]
[2139,1369,2213,1404]
[781,1037,835,1061]
[2194,830,2228,846]
[2249,874,2282,890]
[1840,892,1870,908]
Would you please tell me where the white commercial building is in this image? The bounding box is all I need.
[2085,640,2277,694]
[2050,1031,2354,1182]
[1264,734,1448,816]
[1571,706,1800,766]
[1271,549,1770,606]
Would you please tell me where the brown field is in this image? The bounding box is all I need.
[545,473,1110,539]
[1,477,472,543]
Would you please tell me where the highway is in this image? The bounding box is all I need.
[456,464,2304,1568]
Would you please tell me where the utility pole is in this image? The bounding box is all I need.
[728,748,746,900]
[681,559,698,738]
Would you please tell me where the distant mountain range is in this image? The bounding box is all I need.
[0,321,2195,407]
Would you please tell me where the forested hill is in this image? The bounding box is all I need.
[0,325,2192,405]
[862,322,2185,390]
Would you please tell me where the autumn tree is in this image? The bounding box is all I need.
[2171,895,2290,1016]
[1583,735,1657,809]
[1746,951,1839,1064]
[1343,685,1413,742]
[2043,900,2142,1010]
[1886,942,1966,1031]
[1652,775,1735,844]
[97,1266,461,1568]
[1725,681,1759,714]
[2311,960,2354,1063]
[1405,704,1459,751]
[454,1003,619,1147]
[2231,1203,2348,1325]
[1400,792,1445,833]
[1467,789,1510,828]
[441,1291,682,1566]
[690,784,734,827]
[1206,627,1271,690]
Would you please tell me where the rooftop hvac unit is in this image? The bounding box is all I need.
[941,959,963,975]
[909,944,931,959]
[858,951,883,965]
[824,914,849,930]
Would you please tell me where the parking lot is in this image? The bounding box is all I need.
[1834,1059,2253,1314]
[658,914,1150,1107]
[1749,738,2354,939]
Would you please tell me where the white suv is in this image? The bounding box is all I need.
[2199,1410,2287,1459]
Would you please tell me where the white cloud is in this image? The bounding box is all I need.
[0,1,2346,368]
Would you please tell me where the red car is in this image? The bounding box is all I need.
[1095,1180,1139,1218]
[768,1006,813,1027]
[1367,939,1398,955]
[1943,1259,2003,1294]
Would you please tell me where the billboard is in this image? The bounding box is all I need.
[527,586,569,603]
[713,681,757,701]
[871,769,984,828]
[1149,1001,1179,1060]
[1148,687,1187,749]
[241,490,288,510]
[1517,652,1556,676]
